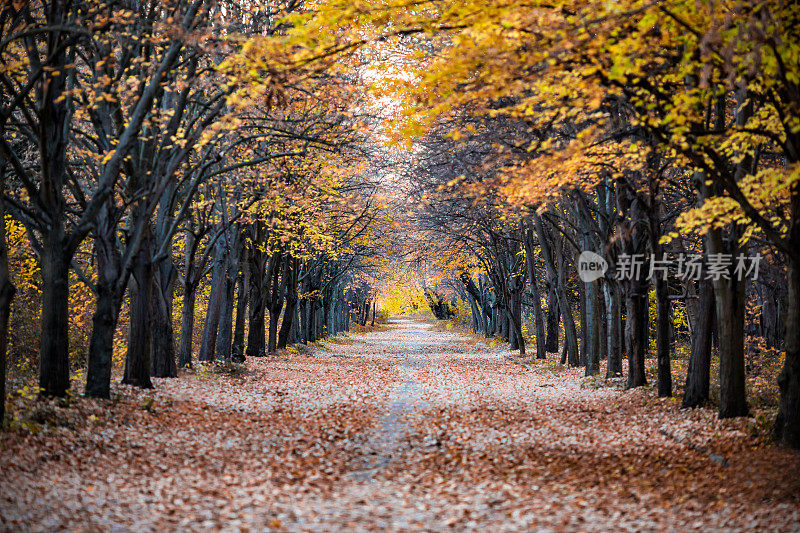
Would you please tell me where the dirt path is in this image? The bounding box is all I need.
[2,319,799,531]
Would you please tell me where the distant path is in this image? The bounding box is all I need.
[2,318,799,531]
[350,319,433,479]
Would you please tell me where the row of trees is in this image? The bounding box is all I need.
[236,0,798,448]
[0,0,386,422]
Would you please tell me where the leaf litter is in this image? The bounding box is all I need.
[1,319,799,531]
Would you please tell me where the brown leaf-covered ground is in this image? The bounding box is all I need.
[2,319,799,531]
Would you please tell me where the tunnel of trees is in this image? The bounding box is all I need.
[1,0,799,454]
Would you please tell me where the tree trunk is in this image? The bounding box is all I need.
[524,230,546,358]
[123,242,154,389]
[177,231,197,368]
[215,258,236,361]
[654,272,672,396]
[278,259,298,350]
[709,228,748,418]
[178,282,197,368]
[0,174,16,422]
[39,230,72,396]
[232,262,248,362]
[37,10,72,397]
[198,241,227,363]
[512,280,525,355]
[683,279,715,408]
[533,214,578,365]
[267,310,281,354]
[150,261,177,377]
[266,253,285,354]
[625,275,649,389]
[619,188,648,389]
[774,254,800,448]
[545,282,560,353]
[557,244,580,366]
[579,279,587,367]
[757,280,782,349]
[245,242,266,357]
[86,204,124,398]
[585,280,600,376]
[604,282,623,378]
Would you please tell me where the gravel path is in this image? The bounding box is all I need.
[2,318,799,531]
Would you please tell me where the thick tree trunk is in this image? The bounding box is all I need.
[524,231,546,358]
[533,214,578,365]
[579,279,587,367]
[557,245,580,366]
[509,281,525,355]
[39,231,72,396]
[177,231,197,368]
[604,282,623,378]
[231,264,248,362]
[246,283,266,357]
[266,253,285,354]
[198,241,227,363]
[85,285,117,398]
[123,242,154,389]
[545,282,560,353]
[178,282,197,368]
[278,263,298,350]
[597,286,607,365]
[757,280,782,349]
[654,273,672,396]
[37,10,72,397]
[86,204,124,398]
[774,255,800,448]
[683,279,715,408]
[585,280,600,376]
[709,228,748,418]
[316,303,325,339]
[215,259,236,361]
[619,188,648,389]
[150,262,177,377]
[625,276,649,389]
[267,310,281,354]
[298,296,308,344]
[246,236,267,357]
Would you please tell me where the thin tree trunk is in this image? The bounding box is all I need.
[0,174,16,422]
